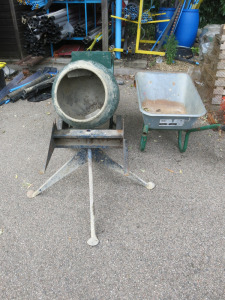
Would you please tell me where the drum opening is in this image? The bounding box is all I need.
[56,69,106,120]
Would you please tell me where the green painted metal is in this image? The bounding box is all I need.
[140,135,147,151]
[183,124,221,133]
[178,130,191,153]
[143,124,149,134]
[71,51,114,73]
[178,124,222,153]
[140,124,148,151]
[140,124,223,153]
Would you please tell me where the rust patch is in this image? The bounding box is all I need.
[117,130,123,134]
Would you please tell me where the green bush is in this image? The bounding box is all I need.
[165,34,178,64]
[199,0,225,27]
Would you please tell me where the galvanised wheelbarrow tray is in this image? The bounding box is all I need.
[135,72,225,152]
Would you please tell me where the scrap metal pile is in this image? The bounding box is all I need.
[0,68,57,106]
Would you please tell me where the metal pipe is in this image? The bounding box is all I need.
[87,149,99,246]
[87,26,101,36]
[115,0,122,59]
[9,74,51,101]
[52,17,78,29]
[48,13,78,25]
[23,8,90,53]
[84,27,102,43]
[49,11,78,21]
[41,8,67,19]
[22,77,54,99]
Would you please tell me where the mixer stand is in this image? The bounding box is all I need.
[27,116,155,246]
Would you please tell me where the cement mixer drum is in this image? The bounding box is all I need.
[52,52,120,129]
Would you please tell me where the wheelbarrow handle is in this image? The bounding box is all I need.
[178,124,225,153]
[186,124,223,133]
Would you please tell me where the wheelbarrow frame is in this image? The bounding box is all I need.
[140,123,225,152]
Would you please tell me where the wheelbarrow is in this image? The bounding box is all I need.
[135,72,225,152]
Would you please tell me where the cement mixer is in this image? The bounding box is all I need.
[28,52,155,246]
[52,51,120,128]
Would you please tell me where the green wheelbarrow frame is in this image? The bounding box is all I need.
[140,124,225,153]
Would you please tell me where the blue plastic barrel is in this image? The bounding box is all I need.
[155,8,175,40]
[156,8,199,48]
[175,9,199,47]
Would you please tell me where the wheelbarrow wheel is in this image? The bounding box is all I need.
[140,124,149,151]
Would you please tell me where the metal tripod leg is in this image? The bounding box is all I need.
[27,149,88,198]
[87,149,99,246]
[93,149,155,190]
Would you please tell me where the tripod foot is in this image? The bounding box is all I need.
[93,150,155,190]
[87,237,99,246]
[146,182,155,190]
[27,190,36,198]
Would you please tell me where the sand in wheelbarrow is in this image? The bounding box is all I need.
[142,99,187,114]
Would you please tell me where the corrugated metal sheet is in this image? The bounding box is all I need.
[0,0,27,59]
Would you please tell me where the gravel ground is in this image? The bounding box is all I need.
[0,76,225,300]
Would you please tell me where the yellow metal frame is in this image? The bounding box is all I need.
[121,38,159,44]
[135,0,166,55]
[110,0,167,56]
[87,32,102,51]
[110,15,169,25]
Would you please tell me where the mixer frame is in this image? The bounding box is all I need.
[27,116,155,245]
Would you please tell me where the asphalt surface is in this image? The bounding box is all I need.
[0,77,225,300]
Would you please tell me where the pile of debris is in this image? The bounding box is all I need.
[0,67,57,106]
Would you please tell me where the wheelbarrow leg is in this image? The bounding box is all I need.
[178,130,191,153]
[140,124,149,151]
[93,149,155,190]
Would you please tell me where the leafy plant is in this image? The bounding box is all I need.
[221,0,225,15]
[191,47,199,56]
[164,34,178,65]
